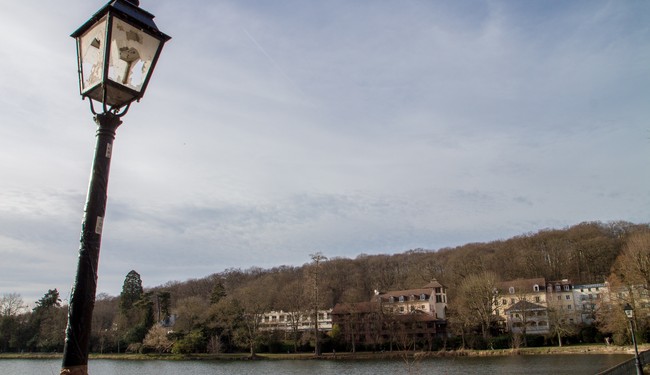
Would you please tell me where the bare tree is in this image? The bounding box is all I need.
[308,252,327,356]
[276,279,308,352]
[0,293,26,317]
[614,231,650,287]
[455,272,500,346]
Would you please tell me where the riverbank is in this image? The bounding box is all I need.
[0,344,645,361]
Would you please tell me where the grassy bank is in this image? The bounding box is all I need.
[0,344,644,361]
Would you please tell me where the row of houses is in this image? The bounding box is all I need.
[494,278,607,335]
[259,280,449,348]
[258,277,614,343]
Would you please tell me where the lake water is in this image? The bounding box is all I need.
[0,354,631,375]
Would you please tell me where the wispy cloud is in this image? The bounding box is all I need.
[0,0,648,301]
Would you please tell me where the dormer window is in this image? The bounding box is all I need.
[399,296,405,302]
[564,285,570,291]
[533,284,539,292]
[420,293,426,301]
[556,285,561,292]
[508,287,515,294]
[389,296,395,303]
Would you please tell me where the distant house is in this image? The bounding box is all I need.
[494,277,547,317]
[506,300,549,334]
[494,277,609,333]
[331,280,448,350]
[375,279,448,319]
[572,282,607,325]
[259,309,333,333]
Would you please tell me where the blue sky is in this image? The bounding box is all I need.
[0,0,648,303]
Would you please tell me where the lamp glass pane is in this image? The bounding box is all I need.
[78,17,108,93]
[107,17,161,93]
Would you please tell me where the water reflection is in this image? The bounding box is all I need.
[0,354,631,375]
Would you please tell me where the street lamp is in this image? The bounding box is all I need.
[61,1,170,374]
[623,303,644,375]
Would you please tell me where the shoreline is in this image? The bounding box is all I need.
[0,344,644,361]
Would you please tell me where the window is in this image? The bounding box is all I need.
[400,306,404,312]
[565,295,571,300]
[511,298,515,304]
[399,296,405,302]
[436,295,443,303]
[435,287,441,293]
[509,287,515,294]
[588,294,593,300]
[420,293,426,301]
[535,296,541,303]
[495,309,499,316]
[502,299,507,305]
[533,284,539,292]
[564,285,570,291]
[567,305,572,310]
[556,285,561,291]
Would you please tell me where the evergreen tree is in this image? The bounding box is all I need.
[29,289,64,351]
[210,281,227,305]
[33,289,61,312]
[120,270,144,313]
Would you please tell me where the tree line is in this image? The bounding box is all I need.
[1,220,648,354]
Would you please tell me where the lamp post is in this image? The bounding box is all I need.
[61,1,169,374]
[624,303,644,375]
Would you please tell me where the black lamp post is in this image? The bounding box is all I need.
[624,303,644,375]
[61,1,169,374]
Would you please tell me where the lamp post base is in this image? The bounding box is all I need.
[60,365,88,375]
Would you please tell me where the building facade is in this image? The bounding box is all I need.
[331,280,448,350]
[572,283,607,325]
[259,309,333,333]
[494,278,608,334]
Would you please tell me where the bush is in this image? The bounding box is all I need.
[172,330,206,354]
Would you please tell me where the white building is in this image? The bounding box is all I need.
[259,309,333,332]
[572,282,607,325]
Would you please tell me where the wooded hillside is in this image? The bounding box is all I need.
[3,220,648,354]
[152,221,644,307]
